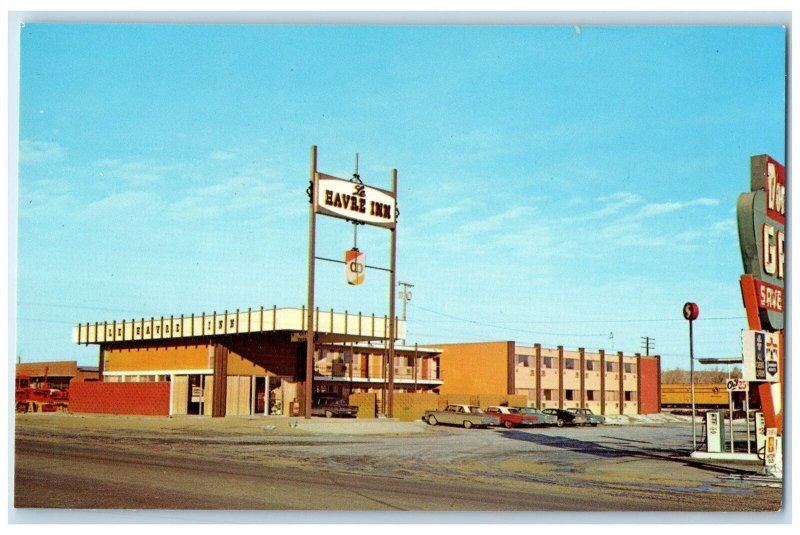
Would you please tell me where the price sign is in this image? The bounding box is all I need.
[726,378,748,392]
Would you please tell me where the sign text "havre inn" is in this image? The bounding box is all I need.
[314,172,396,229]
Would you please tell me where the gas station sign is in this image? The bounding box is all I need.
[725,378,748,392]
[742,330,780,383]
[737,155,785,330]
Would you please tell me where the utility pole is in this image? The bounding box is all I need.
[640,336,655,356]
[398,281,414,345]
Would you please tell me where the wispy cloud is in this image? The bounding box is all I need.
[562,191,642,223]
[93,159,177,185]
[460,206,534,233]
[416,199,475,227]
[20,139,63,163]
[636,198,718,218]
[81,191,163,219]
[168,176,293,222]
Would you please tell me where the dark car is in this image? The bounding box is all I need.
[567,408,606,426]
[542,408,584,427]
[311,394,359,418]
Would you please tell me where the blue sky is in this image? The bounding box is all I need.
[14,23,786,370]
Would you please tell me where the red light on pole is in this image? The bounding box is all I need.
[683,302,699,451]
[683,302,700,321]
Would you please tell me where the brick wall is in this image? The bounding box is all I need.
[69,382,170,416]
[638,357,661,414]
[393,392,439,422]
[349,392,376,419]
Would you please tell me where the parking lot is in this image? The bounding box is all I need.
[13,413,783,517]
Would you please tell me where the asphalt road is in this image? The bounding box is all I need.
[12,414,784,517]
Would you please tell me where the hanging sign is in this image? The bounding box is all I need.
[742,330,780,383]
[345,248,365,285]
[315,172,396,228]
[737,155,785,330]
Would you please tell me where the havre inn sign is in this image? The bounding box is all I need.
[737,155,786,331]
[314,172,396,229]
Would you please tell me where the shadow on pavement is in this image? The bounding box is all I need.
[495,430,760,476]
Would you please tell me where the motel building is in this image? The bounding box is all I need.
[70,306,661,419]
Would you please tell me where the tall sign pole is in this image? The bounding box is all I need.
[387,169,398,417]
[305,146,318,419]
[737,155,785,438]
[683,302,700,451]
[306,146,399,419]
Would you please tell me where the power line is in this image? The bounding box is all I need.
[408,315,745,325]
[407,302,607,338]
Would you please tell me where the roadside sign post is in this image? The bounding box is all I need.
[726,378,747,454]
[683,302,700,451]
[728,388,735,453]
[745,388,751,454]
[305,146,399,419]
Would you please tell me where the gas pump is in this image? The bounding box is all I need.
[705,410,725,453]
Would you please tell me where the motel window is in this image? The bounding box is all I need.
[516,388,535,401]
[624,391,637,402]
[606,361,617,373]
[587,390,598,401]
[586,360,596,371]
[606,391,619,401]
[624,363,634,374]
[565,358,576,370]
[516,355,529,367]
[543,389,555,401]
[543,357,553,369]
[565,389,577,401]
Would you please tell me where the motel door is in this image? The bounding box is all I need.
[188,375,204,415]
[254,376,267,415]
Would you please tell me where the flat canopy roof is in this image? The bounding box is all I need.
[73,306,406,346]
[697,357,744,365]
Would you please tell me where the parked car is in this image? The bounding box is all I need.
[567,408,606,426]
[515,407,557,426]
[485,406,538,428]
[422,404,499,429]
[311,394,358,418]
[542,408,586,427]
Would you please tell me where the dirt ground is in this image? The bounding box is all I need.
[12,412,784,518]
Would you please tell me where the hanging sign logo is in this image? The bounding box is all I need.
[737,155,785,330]
[742,330,780,383]
[315,172,396,228]
[345,249,365,285]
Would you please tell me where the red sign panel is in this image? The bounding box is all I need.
[751,155,786,225]
[755,279,784,313]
